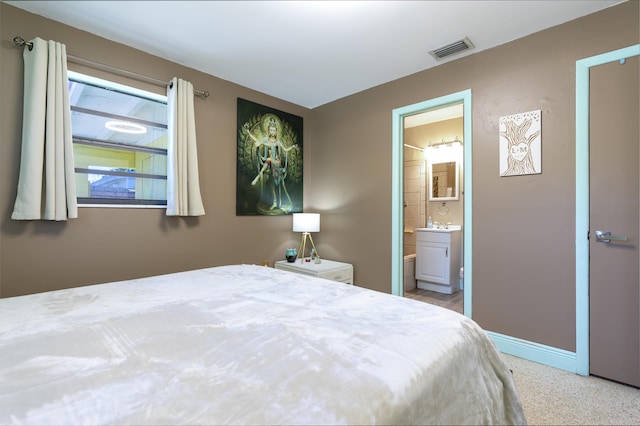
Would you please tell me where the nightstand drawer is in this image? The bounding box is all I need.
[274,259,353,285]
[317,266,353,284]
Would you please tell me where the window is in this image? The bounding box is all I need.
[68,71,168,206]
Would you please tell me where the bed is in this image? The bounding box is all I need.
[0,264,526,425]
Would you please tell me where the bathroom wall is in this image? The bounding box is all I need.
[402,146,425,255]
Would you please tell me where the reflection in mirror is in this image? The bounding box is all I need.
[428,161,458,201]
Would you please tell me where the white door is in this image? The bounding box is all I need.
[589,55,639,387]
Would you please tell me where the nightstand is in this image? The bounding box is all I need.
[274,259,353,285]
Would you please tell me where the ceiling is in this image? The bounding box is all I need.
[6,1,623,109]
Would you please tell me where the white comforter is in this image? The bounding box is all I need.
[0,264,526,425]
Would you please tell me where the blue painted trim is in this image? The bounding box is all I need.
[391,90,472,319]
[462,94,472,318]
[575,44,639,376]
[391,108,404,297]
[575,57,590,376]
[488,332,578,373]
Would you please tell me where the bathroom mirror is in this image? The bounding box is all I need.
[428,161,459,201]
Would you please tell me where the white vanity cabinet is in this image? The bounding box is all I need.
[415,228,461,294]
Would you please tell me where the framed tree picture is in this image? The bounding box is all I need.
[236,98,303,215]
[499,110,541,176]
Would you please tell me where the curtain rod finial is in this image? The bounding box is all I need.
[13,36,33,51]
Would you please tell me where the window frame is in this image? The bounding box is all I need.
[68,71,169,208]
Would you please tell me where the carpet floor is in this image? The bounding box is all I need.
[503,354,640,425]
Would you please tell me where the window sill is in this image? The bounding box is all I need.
[78,204,166,209]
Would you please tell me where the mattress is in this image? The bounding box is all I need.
[0,264,526,425]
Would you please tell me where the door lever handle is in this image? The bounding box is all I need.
[595,230,629,243]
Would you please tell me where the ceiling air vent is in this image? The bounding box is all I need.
[429,37,475,60]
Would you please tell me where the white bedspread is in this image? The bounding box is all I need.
[0,264,526,425]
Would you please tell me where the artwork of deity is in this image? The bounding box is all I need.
[236,99,303,215]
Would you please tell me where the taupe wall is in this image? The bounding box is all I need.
[0,4,311,297]
[1,2,638,354]
[310,1,638,352]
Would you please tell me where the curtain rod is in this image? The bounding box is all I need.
[13,36,209,98]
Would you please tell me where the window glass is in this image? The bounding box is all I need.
[68,71,168,206]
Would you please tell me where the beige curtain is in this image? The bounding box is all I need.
[11,37,77,221]
[166,77,205,216]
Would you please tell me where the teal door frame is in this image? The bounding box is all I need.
[575,44,640,375]
[391,89,473,318]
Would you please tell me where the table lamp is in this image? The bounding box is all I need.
[293,213,320,263]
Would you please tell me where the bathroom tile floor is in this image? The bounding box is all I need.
[404,288,463,314]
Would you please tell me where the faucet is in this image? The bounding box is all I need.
[433,221,441,229]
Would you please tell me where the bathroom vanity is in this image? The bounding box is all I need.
[415,226,461,294]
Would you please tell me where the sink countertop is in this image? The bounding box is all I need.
[416,225,462,232]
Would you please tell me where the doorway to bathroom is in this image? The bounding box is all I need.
[402,105,464,314]
[391,90,472,318]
